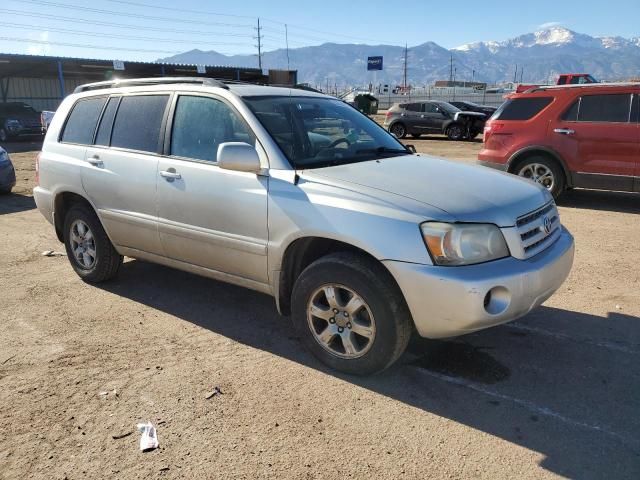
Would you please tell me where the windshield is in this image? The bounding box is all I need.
[243,96,408,169]
[438,102,461,114]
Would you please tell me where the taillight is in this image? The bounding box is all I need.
[35,152,41,186]
[483,122,505,143]
[385,111,391,118]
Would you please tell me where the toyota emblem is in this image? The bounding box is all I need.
[543,216,552,235]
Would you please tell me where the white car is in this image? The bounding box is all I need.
[33,77,574,374]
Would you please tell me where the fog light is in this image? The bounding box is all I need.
[483,286,511,315]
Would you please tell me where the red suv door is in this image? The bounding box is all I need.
[549,90,638,192]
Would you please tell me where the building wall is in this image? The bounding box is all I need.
[1,76,85,111]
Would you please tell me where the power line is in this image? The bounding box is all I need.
[0,35,182,54]
[2,23,252,47]
[0,9,254,38]
[107,0,257,20]
[15,0,255,28]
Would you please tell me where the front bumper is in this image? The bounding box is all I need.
[384,227,574,338]
[0,162,16,190]
[477,159,508,171]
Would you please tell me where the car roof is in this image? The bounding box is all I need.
[518,82,640,96]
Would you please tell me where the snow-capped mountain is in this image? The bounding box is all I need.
[159,27,640,86]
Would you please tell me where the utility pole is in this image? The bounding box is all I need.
[472,69,475,83]
[520,67,524,83]
[449,54,453,82]
[513,64,518,83]
[255,17,263,71]
[403,43,408,89]
[285,24,290,71]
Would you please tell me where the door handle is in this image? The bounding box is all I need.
[86,154,102,165]
[553,128,575,135]
[160,170,181,180]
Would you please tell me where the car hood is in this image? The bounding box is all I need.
[299,154,552,227]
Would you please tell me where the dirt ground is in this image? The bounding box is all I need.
[1,138,639,479]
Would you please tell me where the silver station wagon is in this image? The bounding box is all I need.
[34,77,574,374]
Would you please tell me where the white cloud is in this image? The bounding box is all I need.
[537,21,564,30]
[26,31,52,56]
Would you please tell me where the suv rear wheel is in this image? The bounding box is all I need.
[63,203,123,283]
[390,122,407,139]
[514,155,565,199]
[291,252,412,375]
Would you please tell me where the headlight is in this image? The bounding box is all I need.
[0,149,8,164]
[421,222,509,266]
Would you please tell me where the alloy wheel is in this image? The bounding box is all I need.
[69,219,97,269]
[518,163,555,191]
[307,284,376,359]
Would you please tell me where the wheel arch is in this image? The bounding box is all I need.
[53,191,110,243]
[507,146,573,187]
[276,236,404,317]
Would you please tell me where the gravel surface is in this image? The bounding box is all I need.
[1,140,639,479]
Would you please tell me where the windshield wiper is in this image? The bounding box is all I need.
[354,146,410,155]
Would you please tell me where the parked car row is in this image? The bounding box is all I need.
[384,100,488,140]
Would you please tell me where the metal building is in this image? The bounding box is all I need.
[0,53,297,111]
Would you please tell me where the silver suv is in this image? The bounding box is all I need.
[34,77,574,375]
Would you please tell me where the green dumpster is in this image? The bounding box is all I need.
[354,93,379,115]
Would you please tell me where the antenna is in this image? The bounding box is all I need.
[254,17,263,71]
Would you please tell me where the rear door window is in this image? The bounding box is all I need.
[110,95,169,153]
[423,103,438,113]
[577,94,631,123]
[492,97,553,121]
[61,97,107,144]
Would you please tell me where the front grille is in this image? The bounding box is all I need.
[516,202,560,258]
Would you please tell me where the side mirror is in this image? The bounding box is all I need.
[217,142,261,173]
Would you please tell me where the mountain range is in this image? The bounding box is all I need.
[158,27,640,87]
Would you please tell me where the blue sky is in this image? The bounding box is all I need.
[0,0,638,60]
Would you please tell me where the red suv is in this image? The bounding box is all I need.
[478,83,639,198]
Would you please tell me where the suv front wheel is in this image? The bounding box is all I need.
[389,122,407,139]
[291,252,412,375]
[514,156,565,199]
[63,203,123,283]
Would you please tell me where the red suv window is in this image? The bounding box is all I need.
[562,94,633,123]
[492,97,553,121]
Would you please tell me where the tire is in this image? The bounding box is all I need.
[63,203,123,283]
[465,132,480,141]
[291,252,413,375]
[389,122,407,139]
[446,124,464,141]
[513,155,566,200]
[411,133,422,139]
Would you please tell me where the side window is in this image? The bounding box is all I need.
[61,97,107,144]
[557,77,567,85]
[111,95,169,153]
[578,94,631,123]
[631,94,639,123]
[493,97,553,121]
[561,99,580,121]
[170,95,254,162]
[423,103,438,113]
[404,103,422,112]
[94,97,120,146]
[569,76,581,84]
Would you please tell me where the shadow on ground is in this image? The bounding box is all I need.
[0,193,36,215]
[558,188,640,214]
[96,259,640,479]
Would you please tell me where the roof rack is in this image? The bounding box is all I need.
[73,77,229,93]
[529,81,640,93]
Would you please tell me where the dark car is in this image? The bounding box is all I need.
[0,146,16,193]
[449,101,497,117]
[384,100,485,140]
[0,102,44,142]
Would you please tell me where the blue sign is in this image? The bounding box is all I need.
[367,56,383,71]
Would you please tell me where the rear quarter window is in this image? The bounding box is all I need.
[61,97,107,144]
[492,97,553,121]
